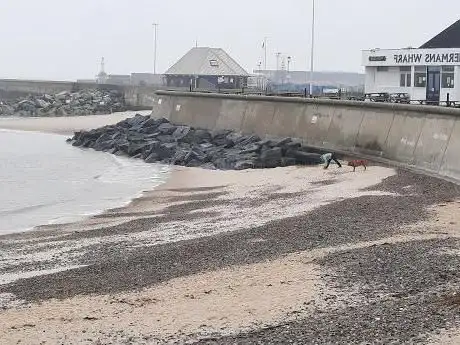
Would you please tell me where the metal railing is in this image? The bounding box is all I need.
[160,86,460,108]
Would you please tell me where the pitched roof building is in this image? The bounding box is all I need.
[362,19,460,105]
[164,47,249,89]
[420,19,460,49]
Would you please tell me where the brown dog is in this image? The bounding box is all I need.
[348,159,368,172]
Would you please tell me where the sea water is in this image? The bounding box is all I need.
[0,129,169,234]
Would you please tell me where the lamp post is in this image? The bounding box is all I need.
[153,23,159,75]
[276,52,282,83]
[276,52,282,71]
[257,61,262,89]
[263,37,267,71]
[309,0,315,97]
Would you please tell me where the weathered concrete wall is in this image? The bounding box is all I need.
[0,79,156,109]
[152,91,460,183]
[122,85,157,109]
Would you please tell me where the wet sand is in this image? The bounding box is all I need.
[1,165,460,344]
[1,115,460,344]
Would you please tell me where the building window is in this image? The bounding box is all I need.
[377,66,388,72]
[442,66,455,88]
[400,66,411,87]
[209,59,219,67]
[414,66,426,87]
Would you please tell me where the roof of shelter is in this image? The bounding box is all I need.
[165,47,248,76]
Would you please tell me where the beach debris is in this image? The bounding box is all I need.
[67,114,327,170]
[0,89,125,117]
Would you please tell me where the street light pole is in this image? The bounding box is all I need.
[263,37,267,71]
[153,23,159,75]
[276,52,282,83]
[276,52,282,71]
[309,0,315,97]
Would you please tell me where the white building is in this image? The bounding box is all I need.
[362,19,460,104]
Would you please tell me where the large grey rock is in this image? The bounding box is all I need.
[172,126,191,140]
[185,149,207,165]
[201,162,217,170]
[17,100,36,112]
[116,140,130,153]
[193,129,212,143]
[288,151,322,165]
[213,157,236,170]
[225,132,243,147]
[93,140,115,152]
[156,135,175,143]
[240,143,261,154]
[273,137,293,147]
[145,152,159,163]
[281,157,297,166]
[211,129,232,146]
[157,122,177,135]
[127,114,147,127]
[285,141,302,150]
[68,116,329,171]
[127,142,150,156]
[235,160,256,170]
[171,149,189,165]
[259,147,283,168]
[43,94,54,102]
[55,91,70,100]
[0,104,14,115]
[237,134,261,147]
[141,141,160,158]
[34,99,50,108]
[140,118,161,134]
[157,143,177,160]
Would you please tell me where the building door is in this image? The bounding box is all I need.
[426,66,441,104]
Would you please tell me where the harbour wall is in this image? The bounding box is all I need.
[152,90,460,183]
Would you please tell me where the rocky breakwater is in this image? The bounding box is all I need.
[0,89,125,117]
[67,114,324,170]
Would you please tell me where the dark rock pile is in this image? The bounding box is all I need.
[0,89,125,117]
[67,114,324,170]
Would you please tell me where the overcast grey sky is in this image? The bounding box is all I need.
[0,0,459,80]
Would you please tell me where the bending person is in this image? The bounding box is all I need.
[321,152,342,170]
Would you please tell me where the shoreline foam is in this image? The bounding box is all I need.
[0,113,170,235]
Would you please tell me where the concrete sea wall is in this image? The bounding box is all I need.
[0,79,156,109]
[152,90,460,183]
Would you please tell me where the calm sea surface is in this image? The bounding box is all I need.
[0,129,169,234]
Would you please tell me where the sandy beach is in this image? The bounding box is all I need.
[0,111,150,135]
[1,114,460,344]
